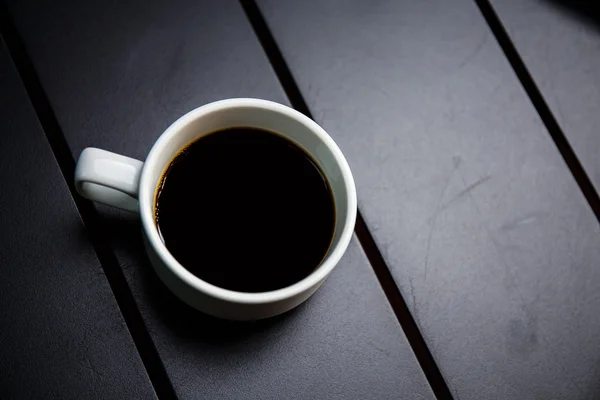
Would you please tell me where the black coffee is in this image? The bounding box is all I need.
[155,127,335,293]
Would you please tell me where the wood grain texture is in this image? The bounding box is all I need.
[491,0,600,194]
[4,0,435,398]
[257,0,600,398]
[0,39,157,400]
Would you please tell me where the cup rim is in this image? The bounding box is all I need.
[139,98,357,305]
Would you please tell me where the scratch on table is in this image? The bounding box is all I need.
[500,212,544,231]
[377,85,391,99]
[367,341,392,358]
[439,174,492,212]
[456,169,549,349]
[423,156,461,282]
[407,275,419,324]
[457,31,489,70]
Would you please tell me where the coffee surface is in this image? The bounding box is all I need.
[155,127,335,293]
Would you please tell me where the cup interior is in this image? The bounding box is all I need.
[139,99,356,296]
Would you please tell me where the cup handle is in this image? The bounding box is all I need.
[74,147,144,213]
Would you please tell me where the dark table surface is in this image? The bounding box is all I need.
[1,1,599,399]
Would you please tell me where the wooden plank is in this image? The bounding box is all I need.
[257,0,600,398]
[0,39,157,400]
[491,0,600,193]
[4,0,435,398]
[126,236,434,400]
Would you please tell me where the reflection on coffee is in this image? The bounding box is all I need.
[155,127,335,293]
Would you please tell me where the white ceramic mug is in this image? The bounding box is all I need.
[74,98,357,320]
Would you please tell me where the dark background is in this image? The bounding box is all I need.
[1,0,600,399]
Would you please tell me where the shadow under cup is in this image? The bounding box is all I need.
[139,99,356,320]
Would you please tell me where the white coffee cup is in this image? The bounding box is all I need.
[74,98,357,320]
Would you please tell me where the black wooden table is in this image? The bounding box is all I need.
[1,1,599,399]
